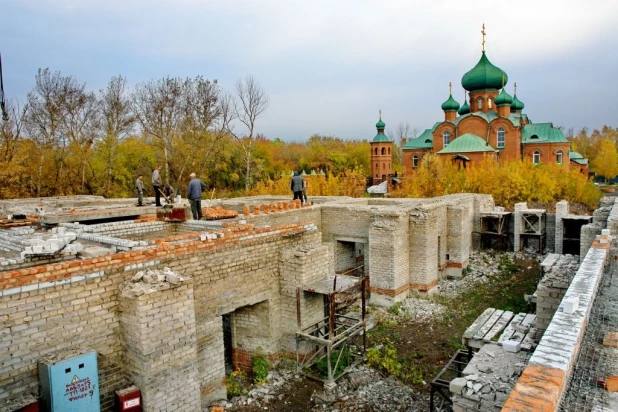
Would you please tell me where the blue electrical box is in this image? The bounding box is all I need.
[38,349,100,412]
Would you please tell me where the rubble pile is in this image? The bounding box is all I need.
[225,364,430,412]
[439,249,541,298]
[122,268,186,296]
[450,344,527,411]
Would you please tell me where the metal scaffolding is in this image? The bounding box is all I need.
[480,211,512,251]
[295,272,368,390]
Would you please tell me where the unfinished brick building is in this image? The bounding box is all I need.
[0,193,611,411]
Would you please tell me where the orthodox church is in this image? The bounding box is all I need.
[369,27,589,182]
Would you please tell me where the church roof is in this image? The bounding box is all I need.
[569,151,589,165]
[461,52,508,92]
[402,123,440,149]
[522,123,569,144]
[437,133,496,154]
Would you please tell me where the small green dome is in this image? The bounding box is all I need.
[495,88,513,106]
[441,94,460,112]
[461,52,508,92]
[376,118,386,129]
[458,100,470,115]
[373,116,390,142]
[511,95,525,111]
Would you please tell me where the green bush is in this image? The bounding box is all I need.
[366,339,401,376]
[225,370,247,397]
[252,347,270,385]
[315,345,350,378]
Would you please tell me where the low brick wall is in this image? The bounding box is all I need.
[502,239,609,411]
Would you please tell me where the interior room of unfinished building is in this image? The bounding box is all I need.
[0,194,617,412]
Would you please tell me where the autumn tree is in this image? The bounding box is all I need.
[99,75,135,197]
[591,138,618,182]
[226,76,269,193]
[25,69,78,196]
[133,77,185,186]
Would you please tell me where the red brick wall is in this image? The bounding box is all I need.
[370,142,393,181]
[523,143,570,166]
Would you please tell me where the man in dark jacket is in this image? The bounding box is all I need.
[188,172,206,220]
[291,171,304,204]
[152,165,163,207]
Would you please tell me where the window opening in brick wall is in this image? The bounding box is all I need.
[497,128,505,148]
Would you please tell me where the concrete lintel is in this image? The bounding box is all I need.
[216,291,270,315]
[333,236,367,244]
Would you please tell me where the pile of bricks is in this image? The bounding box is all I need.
[201,206,238,220]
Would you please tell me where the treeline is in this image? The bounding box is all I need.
[0,69,374,199]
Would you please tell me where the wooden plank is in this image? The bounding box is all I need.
[603,332,618,348]
[521,327,537,351]
[521,314,536,328]
[463,308,495,341]
[483,311,514,342]
[605,376,618,392]
[498,313,526,344]
[474,309,504,339]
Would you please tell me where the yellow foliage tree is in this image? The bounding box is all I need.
[591,139,618,182]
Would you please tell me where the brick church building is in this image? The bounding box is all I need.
[385,32,590,176]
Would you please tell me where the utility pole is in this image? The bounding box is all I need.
[0,52,8,122]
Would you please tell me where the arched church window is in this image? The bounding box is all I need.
[383,163,385,169]
[413,156,419,168]
[557,151,563,164]
[443,131,451,147]
[477,97,483,110]
[374,148,378,155]
[488,98,493,109]
[388,147,391,155]
[497,128,505,148]
[381,147,386,155]
[533,151,541,165]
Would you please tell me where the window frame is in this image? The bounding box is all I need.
[497,128,505,148]
[413,155,419,168]
[557,151,563,164]
[443,130,451,147]
[533,151,541,165]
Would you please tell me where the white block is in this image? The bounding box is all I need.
[563,297,579,314]
[602,228,610,236]
[503,340,521,353]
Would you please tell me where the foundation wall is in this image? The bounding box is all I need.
[0,223,319,410]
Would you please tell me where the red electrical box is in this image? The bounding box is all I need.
[116,386,142,411]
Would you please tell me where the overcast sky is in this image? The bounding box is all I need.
[2,0,618,141]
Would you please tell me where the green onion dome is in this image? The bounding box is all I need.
[495,88,513,106]
[511,95,525,111]
[441,94,460,112]
[461,52,508,92]
[458,99,470,115]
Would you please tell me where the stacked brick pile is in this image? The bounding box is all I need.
[201,206,238,220]
[535,254,579,331]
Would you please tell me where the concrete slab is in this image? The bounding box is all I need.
[40,206,156,225]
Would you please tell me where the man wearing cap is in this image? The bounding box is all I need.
[188,172,206,220]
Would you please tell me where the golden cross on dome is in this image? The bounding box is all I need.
[449,82,452,95]
[514,82,517,95]
[379,109,382,119]
[481,24,486,52]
